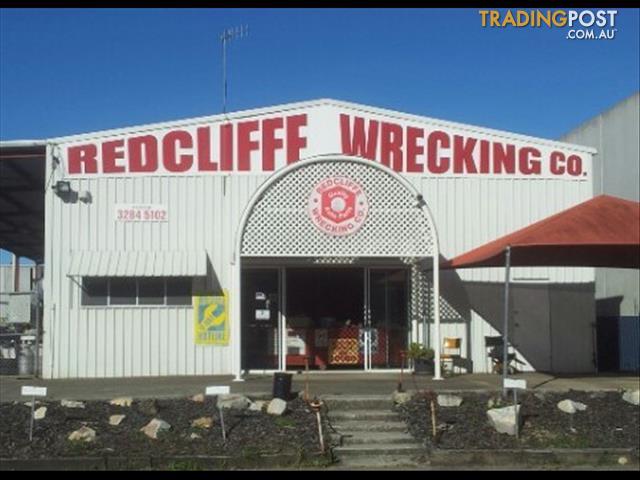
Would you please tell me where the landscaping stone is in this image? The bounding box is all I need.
[487,405,521,436]
[68,426,96,443]
[61,399,85,409]
[557,399,587,414]
[191,417,214,429]
[392,390,412,405]
[191,394,205,403]
[33,406,47,420]
[267,398,287,416]
[110,397,133,407]
[190,433,201,440]
[140,418,171,439]
[109,414,126,426]
[437,394,463,407]
[137,399,158,416]
[622,390,639,406]
[217,394,250,410]
[249,400,266,412]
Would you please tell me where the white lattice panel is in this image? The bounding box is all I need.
[241,160,435,257]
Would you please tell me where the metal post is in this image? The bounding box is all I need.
[513,388,519,439]
[433,255,442,380]
[502,246,512,396]
[34,283,41,378]
[29,395,35,441]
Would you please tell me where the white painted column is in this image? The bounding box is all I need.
[231,260,244,381]
[433,255,442,380]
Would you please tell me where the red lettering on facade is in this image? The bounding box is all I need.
[340,114,378,160]
[163,131,193,172]
[68,144,98,174]
[102,140,126,174]
[453,135,478,174]
[237,121,260,171]
[262,117,283,171]
[129,136,158,173]
[380,122,404,172]
[427,131,450,174]
[196,127,217,171]
[286,114,307,164]
[550,151,565,175]
[519,147,541,175]
[493,143,516,174]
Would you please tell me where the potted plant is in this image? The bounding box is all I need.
[406,342,435,375]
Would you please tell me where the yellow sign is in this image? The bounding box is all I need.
[194,291,229,345]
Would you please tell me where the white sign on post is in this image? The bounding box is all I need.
[503,378,527,390]
[21,386,47,397]
[205,386,230,396]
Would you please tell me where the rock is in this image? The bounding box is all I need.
[33,406,47,420]
[61,399,85,409]
[618,456,629,465]
[191,417,214,429]
[589,391,606,400]
[622,390,639,406]
[110,397,133,407]
[190,433,201,440]
[24,401,41,408]
[534,392,546,402]
[109,414,126,426]
[137,399,158,416]
[68,426,96,442]
[557,399,587,414]
[437,394,463,407]
[217,394,250,410]
[267,398,287,416]
[487,405,521,436]
[249,400,266,412]
[140,418,171,439]
[191,394,205,403]
[392,391,412,405]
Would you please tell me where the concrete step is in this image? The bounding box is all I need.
[330,420,408,432]
[322,395,393,410]
[340,431,418,445]
[328,410,397,421]
[331,454,428,469]
[334,443,426,457]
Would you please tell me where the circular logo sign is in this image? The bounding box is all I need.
[308,176,369,236]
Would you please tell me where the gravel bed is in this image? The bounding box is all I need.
[0,397,323,460]
[395,390,640,450]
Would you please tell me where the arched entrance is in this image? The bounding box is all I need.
[231,155,442,378]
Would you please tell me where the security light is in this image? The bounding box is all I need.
[52,180,72,197]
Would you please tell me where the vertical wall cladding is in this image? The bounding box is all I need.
[411,175,594,373]
[44,166,268,378]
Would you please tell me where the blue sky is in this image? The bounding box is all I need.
[1,8,639,263]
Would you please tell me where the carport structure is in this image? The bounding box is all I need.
[0,141,46,264]
[443,194,640,391]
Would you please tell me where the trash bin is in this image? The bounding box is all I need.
[272,372,293,400]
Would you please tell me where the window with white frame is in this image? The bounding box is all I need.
[81,277,192,307]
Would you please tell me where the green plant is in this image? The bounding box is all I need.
[406,342,435,361]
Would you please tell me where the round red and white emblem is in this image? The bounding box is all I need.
[308,176,369,236]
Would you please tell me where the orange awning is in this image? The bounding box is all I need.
[443,195,640,269]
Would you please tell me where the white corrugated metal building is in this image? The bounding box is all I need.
[10,99,600,379]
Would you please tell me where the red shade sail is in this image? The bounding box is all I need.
[443,195,640,269]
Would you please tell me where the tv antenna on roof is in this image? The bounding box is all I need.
[220,25,248,115]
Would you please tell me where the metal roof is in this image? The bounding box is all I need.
[67,250,209,277]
